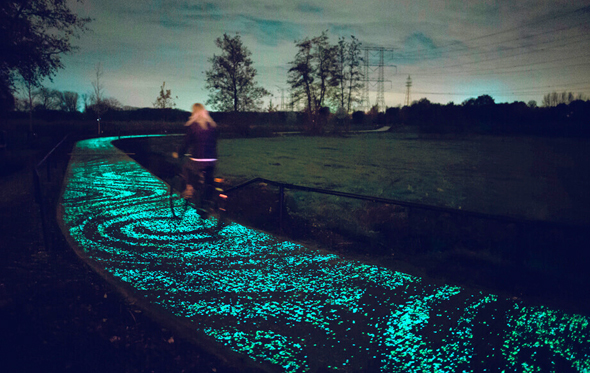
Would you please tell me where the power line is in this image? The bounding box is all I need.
[388,5,590,83]
[403,51,590,77]
[409,61,590,77]
[395,18,589,63]
[374,6,590,105]
[422,38,590,72]
[397,4,590,59]
[460,50,590,72]
[407,80,590,96]
[419,29,589,68]
[341,6,590,106]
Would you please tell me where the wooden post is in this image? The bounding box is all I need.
[279,185,285,233]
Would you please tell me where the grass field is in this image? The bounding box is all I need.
[115,132,590,313]
[152,132,590,225]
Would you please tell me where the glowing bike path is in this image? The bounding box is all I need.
[58,136,589,372]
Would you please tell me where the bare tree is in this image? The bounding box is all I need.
[153,81,177,109]
[287,38,314,113]
[153,81,177,122]
[86,63,121,133]
[20,74,40,134]
[542,91,588,107]
[266,99,279,113]
[332,37,347,110]
[21,79,37,112]
[91,62,104,108]
[332,36,363,113]
[288,31,337,113]
[58,91,80,112]
[205,33,270,112]
[82,92,92,112]
[35,87,60,110]
[288,31,338,133]
[551,92,559,106]
[88,62,110,133]
[14,97,28,112]
[102,97,122,110]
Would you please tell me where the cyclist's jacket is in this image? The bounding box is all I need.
[178,120,218,161]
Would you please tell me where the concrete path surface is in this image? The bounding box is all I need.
[58,136,590,372]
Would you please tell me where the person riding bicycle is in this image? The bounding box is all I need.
[172,103,218,216]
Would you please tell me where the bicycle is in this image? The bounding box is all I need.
[168,170,228,230]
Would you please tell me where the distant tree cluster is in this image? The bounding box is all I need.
[391,94,590,137]
[15,87,80,112]
[542,91,588,107]
[282,31,365,133]
[13,62,123,134]
[287,32,364,118]
[202,31,364,134]
[9,104,190,122]
[83,62,122,121]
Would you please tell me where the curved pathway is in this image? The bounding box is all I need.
[58,136,590,372]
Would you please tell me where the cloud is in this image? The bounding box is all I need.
[231,17,302,46]
[404,32,437,50]
[183,2,223,18]
[395,32,443,65]
[296,2,324,14]
[94,0,224,30]
[328,24,361,39]
[40,0,590,110]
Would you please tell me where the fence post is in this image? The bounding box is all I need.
[46,156,51,180]
[34,134,70,252]
[279,185,285,233]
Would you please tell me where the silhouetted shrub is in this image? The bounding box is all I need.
[352,111,365,125]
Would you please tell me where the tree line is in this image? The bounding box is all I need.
[542,91,587,107]
[15,87,80,113]
[204,32,364,122]
[2,0,588,138]
[381,94,590,137]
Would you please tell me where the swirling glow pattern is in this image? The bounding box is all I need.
[59,136,590,372]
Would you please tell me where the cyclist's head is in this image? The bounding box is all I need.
[188,103,216,129]
[192,103,205,114]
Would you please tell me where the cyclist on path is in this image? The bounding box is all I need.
[172,103,218,215]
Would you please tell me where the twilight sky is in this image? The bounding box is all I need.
[41,0,590,112]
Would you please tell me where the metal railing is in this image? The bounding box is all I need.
[33,135,73,251]
[223,177,589,273]
[224,177,583,230]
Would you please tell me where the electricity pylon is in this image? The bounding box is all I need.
[404,75,412,107]
[361,46,396,111]
[276,86,286,111]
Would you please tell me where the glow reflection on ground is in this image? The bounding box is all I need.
[59,136,590,372]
